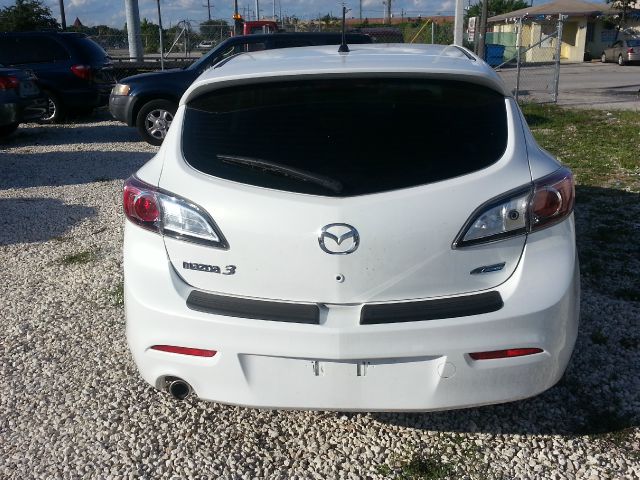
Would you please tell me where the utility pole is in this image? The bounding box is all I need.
[203,0,212,21]
[58,0,66,30]
[125,0,143,61]
[156,0,164,70]
[359,0,362,21]
[255,0,260,20]
[386,0,391,24]
[477,0,489,59]
[453,0,464,45]
[273,0,276,19]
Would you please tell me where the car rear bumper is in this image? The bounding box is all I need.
[124,218,580,411]
[0,102,18,126]
[61,87,111,109]
[0,96,46,125]
[109,94,136,125]
[628,52,640,62]
[20,97,47,122]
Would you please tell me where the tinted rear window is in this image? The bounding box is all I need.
[0,36,69,64]
[182,78,507,197]
[66,36,109,62]
[627,39,640,47]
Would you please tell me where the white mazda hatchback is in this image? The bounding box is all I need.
[123,44,579,411]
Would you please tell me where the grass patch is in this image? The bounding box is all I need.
[59,250,95,265]
[521,106,640,300]
[614,287,640,302]
[619,337,639,349]
[377,452,454,480]
[109,282,124,307]
[521,104,640,190]
[590,329,608,345]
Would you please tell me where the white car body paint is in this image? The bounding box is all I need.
[124,44,579,411]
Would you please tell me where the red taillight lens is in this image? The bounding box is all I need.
[454,166,575,247]
[123,176,228,248]
[531,187,562,218]
[530,167,574,230]
[70,64,92,80]
[123,178,161,229]
[0,75,19,90]
[151,345,217,357]
[133,192,160,222]
[628,48,634,54]
[469,348,543,360]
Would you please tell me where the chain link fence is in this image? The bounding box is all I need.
[489,16,565,103]
[87,20,455,81]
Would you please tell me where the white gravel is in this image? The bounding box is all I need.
[0,113,638,479]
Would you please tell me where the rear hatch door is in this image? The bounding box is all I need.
[159,76,531,304]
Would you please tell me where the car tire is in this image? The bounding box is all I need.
[40,90,65,123]
[618,54,625,66]
[0,123,19,137]
[136,99,176,146]
[601,52,606,63]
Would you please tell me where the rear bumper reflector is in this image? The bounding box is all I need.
[186,290,320,324]
[150,345,217,357]
[469,348,543,360]
[360,291,503,325]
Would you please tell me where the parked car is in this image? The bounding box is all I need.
[109,32,372,145]
[123,44,579,410]
[0,64,46,137]
[601,37,640,65]
[0,31,115,122]
[197,40,215,50]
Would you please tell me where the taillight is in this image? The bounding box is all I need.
[0,75,19,90]
[151,345,217,357]
[70,64,92,80]
[454,167,574,248]
[123,176,228,248]
[530,168,574,230]
[628,48,634,54]
[469,348,543,360]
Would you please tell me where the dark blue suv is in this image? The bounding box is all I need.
[109,32,372,145]
[0,31,115,122]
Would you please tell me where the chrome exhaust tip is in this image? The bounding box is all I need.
[165,377,192,400]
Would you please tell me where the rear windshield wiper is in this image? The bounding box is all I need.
[218,154,343,194]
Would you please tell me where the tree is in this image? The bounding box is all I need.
[319,14,339,28]
[467,0,530,19]
[199,19,231,40]
[0,0,59,31]
[606,0,635,36]
[140,18,160,54]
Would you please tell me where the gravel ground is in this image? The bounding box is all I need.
[0,113,638,479]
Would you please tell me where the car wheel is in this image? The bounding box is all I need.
[618,54,625,66]
[601,52,606,63]
[136,99,176,146]
[0,123,19,137]
[40,90,65,123]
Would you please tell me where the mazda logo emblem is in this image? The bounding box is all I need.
[318,223,360,255]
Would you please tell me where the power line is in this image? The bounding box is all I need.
[203,0,212,21]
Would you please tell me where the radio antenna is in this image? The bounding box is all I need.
[339,5,350,53]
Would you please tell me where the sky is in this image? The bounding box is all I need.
[0,0,469,28]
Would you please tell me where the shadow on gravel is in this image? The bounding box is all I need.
[0,122,143,146]
[373,186,640,438]
[0,198,96,245]
[0,150,153,189]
